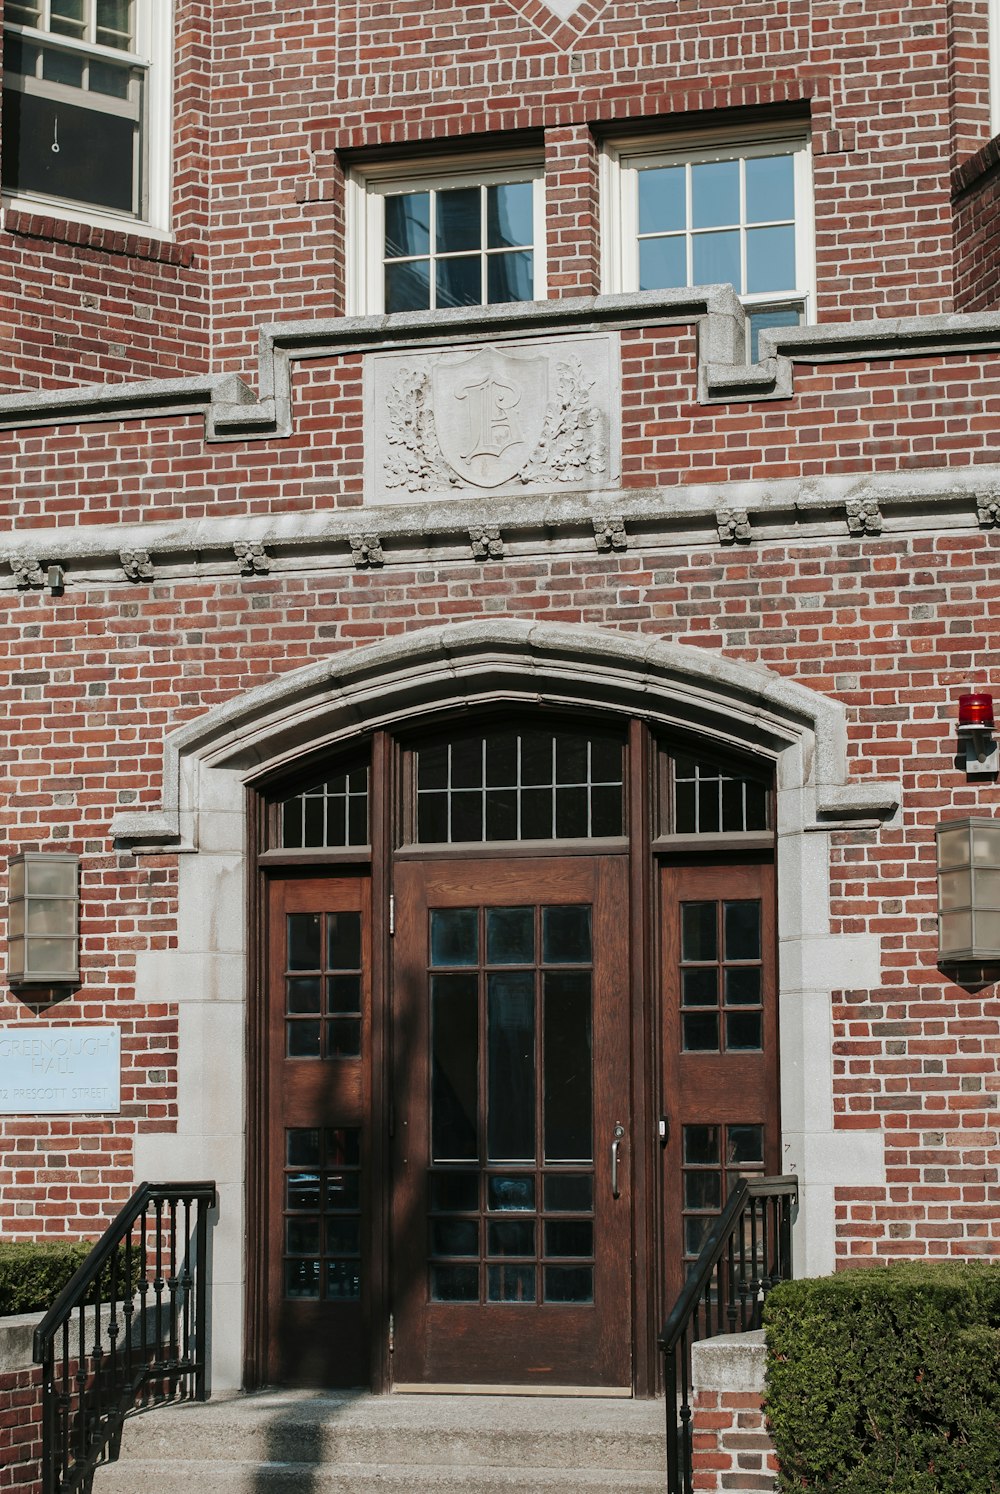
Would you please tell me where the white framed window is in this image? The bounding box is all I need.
[603,129,814,359]
[346,157,547,315]
[1,0,173,234]
[990,0,1000,137]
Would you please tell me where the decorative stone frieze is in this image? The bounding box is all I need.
[716,508,753,544]
[367,333,620,505]
[593,516,628,552]
[976,495,1000,527]
[234,541,270,575]
[349,534,384,568]
[469,525,504,561]
[845,497,883,535]
[8,554,45,589]
[119,548,154,582]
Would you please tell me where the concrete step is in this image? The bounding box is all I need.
[93,1390,667,1493]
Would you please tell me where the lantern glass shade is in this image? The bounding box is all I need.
[7,854,79,985]
[936,818,1000,966]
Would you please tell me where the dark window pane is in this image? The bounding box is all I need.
[681,903,716,962]
[385,192,430,257]
[450,790,483,842]
[521,730,554,785]
[287,913,321,971]
[590,736,624,783]
[684,1171,722,1210]
[590,785,624,837]
[487,1220,535,1257]
[728,1125,764,1165]
[286,1218,320,1255]
[328,975,361,1014]
[724,901,761,961]
[488,1264,535,1302]
[674,778,696,834]
[286,1173,320,1211]
[488,1175,535,1212]
[430,1171,479,1212]
[722,778,745,830]
[304,795,324,846]
[285,1260,320,1299]
[520,787,553,839]
[544,1220,593,1258]
[327,1261,361,1299]
[682,967,717,1006]
[486,182,533,247]
[326,1018,362,1058]
[431,1264,478,1301]
[485,788,517,840]
[698,777,721,834]
[327,1129,360,1165]
[725,967,761,1005]
[683,1012,719,1051]
[430,909,479,967]
[418,743,449,790]
[437,186,480,252]
[431,1218,479,1257]
[324,794,347,847]
[287,1020,321,1058]
[451,737,484,788]
[544,1265,592,1303]
[744,779,769,830]
[487,971,536,1163]
[437,254,481,308]
[685,1215,713,1257]
[692,159,739,228]
[286,977,321,1015]
[418,791,448,843]
[555,786,588,838]
[431,973,479,1161]
[488,251,533,303]
[543,1173,593,1212]
[485,733,518,786]
[544,970,593,1162]
[639,235,686,291]
[328,912,362,969]
[42,48,84,86]
[89,60,131,98]
[326,1172,360,1211]
[638,165,686,234]
[281,798,303,848]
[287,1129,321,1167]
[486,907,534,965]
[385,258,430,313]
[542,906,592,964]
[683,1125,720,1166]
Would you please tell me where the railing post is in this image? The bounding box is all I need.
[194,1188,211,1402]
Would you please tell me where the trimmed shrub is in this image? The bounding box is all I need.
[0,1240,137,1316]
[764,1263,1000,1493]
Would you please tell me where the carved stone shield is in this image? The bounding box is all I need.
[432,347,548,488]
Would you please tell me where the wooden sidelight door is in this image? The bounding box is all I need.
[265,872,372,1386]
[660,860,779,1305]
[391,855,632,1389]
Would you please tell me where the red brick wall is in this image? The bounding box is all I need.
[691,1386,778,1493]
[0,1365,42,1494]
[953,139,1000,312]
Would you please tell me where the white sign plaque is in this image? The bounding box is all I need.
[0,1027,121,1114]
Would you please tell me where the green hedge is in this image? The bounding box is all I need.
[764,1263,1000,1493]
[0,1240,138,1316]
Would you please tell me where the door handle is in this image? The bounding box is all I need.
[611,1123,625,1199]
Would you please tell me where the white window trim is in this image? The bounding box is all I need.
[601,125,815,327]
[1,0,174,238]
[990,0,1000,137]
[346,153,547,316]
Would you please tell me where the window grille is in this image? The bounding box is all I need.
[278,767,370,850]
[670,753,770,836]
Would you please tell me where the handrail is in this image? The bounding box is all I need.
[658,1175,798,1494]
[33,1180,217,1494]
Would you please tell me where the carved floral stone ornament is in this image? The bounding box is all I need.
[367,334,620,505]
[469,525,505,560]
[716,508,753,544]
[350,534,385,568]
[976,495,1000,528]
[593,516,628,552]
[8,554,45,589]
[845,496,883,535]
[234,541,270,575]
[120,549,154,582]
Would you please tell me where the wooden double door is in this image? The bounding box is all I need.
[262,852,776,1391]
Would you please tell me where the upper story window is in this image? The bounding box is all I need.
[603,130,814,359]
[346,158,546,315]
[1,0,172,232]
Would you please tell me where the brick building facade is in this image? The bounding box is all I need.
[0,0,999,1401]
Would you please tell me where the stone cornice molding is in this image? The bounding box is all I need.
[4,294,1000,444]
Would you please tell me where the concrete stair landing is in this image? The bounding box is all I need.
[93,1389,668,1493]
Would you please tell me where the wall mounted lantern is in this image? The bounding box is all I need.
[8,853,80,986]
[957,692,998,778]
[936,818,1000,972]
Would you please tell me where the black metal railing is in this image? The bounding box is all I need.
[33,1181,216,1494]
[659,1175,798,1494]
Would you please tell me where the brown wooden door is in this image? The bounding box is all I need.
[265,872,372,1386]
[391,855,632,1388]
[660,860,779,1304]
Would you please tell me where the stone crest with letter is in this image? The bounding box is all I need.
[365,333,620,505]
